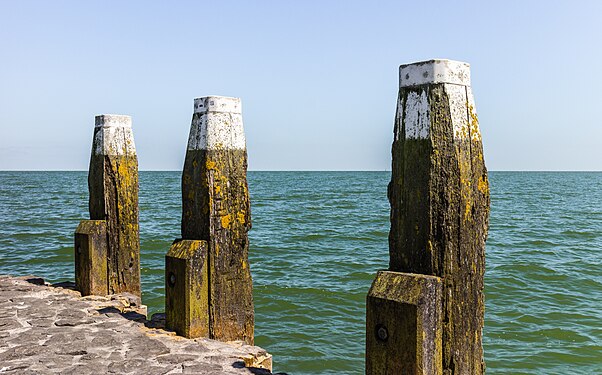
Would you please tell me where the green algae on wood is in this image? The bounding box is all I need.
[166,239,209,338]
[80,114,140,297]
[168,96,254,344]
[368,59,490,375]
[74,220,108,296]
[366,271,442,375]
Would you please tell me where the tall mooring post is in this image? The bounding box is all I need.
[166,96,254,344]
[366,60,490,374]
[75,115,140,297]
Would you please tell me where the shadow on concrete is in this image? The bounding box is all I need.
[96,306,147,323]
[22,277,77,291]
[232,361,288,374]
[23,278,148,324]
[21,278,286,375]
[24,277,46,286]
[51,280,76,289]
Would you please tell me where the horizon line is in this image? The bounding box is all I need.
[1,169,602,173]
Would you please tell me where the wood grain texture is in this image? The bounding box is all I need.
[387,83,489,374]
[165,239,210,338]
[88,152,140,296]
[74,220,108,296]
[366,271,442,375]
[180,148,254,344]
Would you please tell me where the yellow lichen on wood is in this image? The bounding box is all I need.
[385,80,489,375]
[220,214,232,229]
[236,211,246,224]
[477,175,489,195]
[165,239,209,339]
[178,102,254,345]
[366,271,443,375]
[205,149,254,344]
[468,104,482,142]
[75,220,108,296]
[88,153,140,296]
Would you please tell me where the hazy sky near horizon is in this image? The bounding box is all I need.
[1,1,601,171]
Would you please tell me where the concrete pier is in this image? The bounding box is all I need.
[0,275,274,374]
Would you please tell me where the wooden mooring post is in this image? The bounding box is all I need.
[166,96,254,344]
[75,115,140,297]
[366,60,490,374]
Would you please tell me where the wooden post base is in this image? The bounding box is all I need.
[366,271,442,375]
[74,220,108,296]
[165,239,209,338]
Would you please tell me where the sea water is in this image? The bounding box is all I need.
[0,171,600,374]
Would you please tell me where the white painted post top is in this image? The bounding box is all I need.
[92,115,136,156]
[188,96,246,150]
[194,96,241,114]
[95,114,132,128]
[399,59,470,88]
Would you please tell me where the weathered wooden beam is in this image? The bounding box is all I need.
[75,220,108,296]
[168,96,254,343]
[366,271,442,375]
[367,59,490,374]
[165,239,209,338]
[87,114,140,296]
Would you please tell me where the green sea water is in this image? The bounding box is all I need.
[0,171,600,374]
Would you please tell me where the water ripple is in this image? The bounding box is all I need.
[0,171,601,374]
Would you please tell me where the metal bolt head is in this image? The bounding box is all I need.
[168,272,176,287]
[376,324,388,342]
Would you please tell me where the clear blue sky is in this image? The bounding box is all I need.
[1,1,600,171]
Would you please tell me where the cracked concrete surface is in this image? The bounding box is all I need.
[0,276,278,374]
